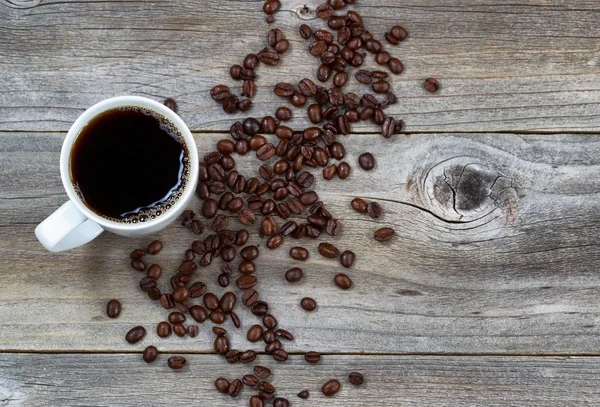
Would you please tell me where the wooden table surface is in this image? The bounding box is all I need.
[2,0,600,405]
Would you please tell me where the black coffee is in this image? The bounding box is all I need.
[70,107,189,222]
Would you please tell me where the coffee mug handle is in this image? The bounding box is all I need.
[35,201,104,252]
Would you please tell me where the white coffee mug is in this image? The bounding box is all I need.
[35,96,199,252]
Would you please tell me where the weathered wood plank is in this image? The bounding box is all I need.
[1,353,599,406]
[2,132,600,353]
[1,0,600,132]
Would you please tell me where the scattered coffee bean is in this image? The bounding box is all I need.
[348,371,365,385]
[300,297,317,311]
[305,351,321,364]
[273,398,290,407]
[214,336,230,355]
[358,152,375,170]
[290,246,309,261]
[249,395,265,407]
[285,267,303,282]
[322,379,341,397]
[125,326,146,344]
[297,390,309,399]
[334,273,353,289]
[318,242,340,258]
[276,329,294,341]
[424,77,440,92]
[215,377,230,393]
[106,299,121,318]
[156,321,171,337]
[188,325,199,337]
[228,379,243,397]
[375,227,395,241]
[367,202,382,218]
[143,345,158,363]
[254,365,271,379]
[248,325,264,342]
[340,250,356,268]
[167,355,186,369]
[243,374,259,387]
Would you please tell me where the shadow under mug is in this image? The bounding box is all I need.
[35,96,199,252]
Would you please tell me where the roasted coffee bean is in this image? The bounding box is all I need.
[339,250,356,268]
[314,29,334,43]
[317,64,331,82]
[328,16,347,29]
[238,261,256,275]
[167,356,186,370]
[160,293,175,309]
[254,365,271,379]
[359,106,374,121]
[258,381,275,394]
[200,251,214,267]
[210,85,230,101]
[275,329,294,341]
[334,273,353,289]
[208,310,227,324]
[228,379,242,397]
[125,326,146,344]
[309,40,328,56]
[268,28,283,47]
[251,301,269,316]
[299,23,312,39]
[211,327,227,337]
[424,77,440,92]
[204,151,222,165]
[375,50,391,65]
[290,246,309,261]
[300,191,318,205]
[261,215,277,236]
[172,286,190,303]
[322,165,336,180]
[375,227,395,241]
[320,50,336,65]
[249,396,264,407]
[230,64,243,80]
[202,292,218,311]
[274,83,294,98]
[215,377,230,393]
[249,135,267,150]
[257,143,276,161]
[131,259,146,271]
[247,324,263,342]
[217,273,229,288]
[130,248,145,260]
[156,321,171,337]
[244,374,259,387]
[316,3,334,18]
[265,339,281,353]
[388,25,407,41]
[222,95,239,114]
[272,348,289,362]
[337,114,350,135]
[225,349,240,364]
[361,94,378,108]
[305,351,321,364]
[168,312,186,324]
[280,221,298,236]
[187,306,206,324]
[106,299,121,318]
[212,214,229,232]
[220,292,237,314]
[263,329,276,343]
[388,58,404,74]
[305,224,320,238]
[146,241,163,255]
[290,92,307,107]
[237,275,258,290]
[239,246,258,263]
[201,199,217,219]
[306,103,323,124]
[172,323,186,337]
[297,390,309,399]
[328,87,344,106]
[275,106,292,121]
[351,197,368,213]
[142,345,158,363]
[333,72,349,88]
[318,242,340,258]
[214,335,230,355]
[373,79,390,93]
[367,201,382,218]
[273,397,290,407]
[298,78,317,97]
[322,379,341,397]
[381,116,396,139]
[336,162,351,179]
[174,300,190,313]
[221,245,236,262]
[266,233,283,249]
[258,48,281,66]
[240,350,257,363]
[349,372,365,385]
[358,152,375,170]
[284,266,304,283]
[300,297,317,311]
[273,160,288,175]
[236,229,250,246]
[196,181,210,200]
[340,46,354,61]
[238,209,256,226]
[259,164,274,181]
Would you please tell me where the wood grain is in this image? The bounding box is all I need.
[2,0,600,132]
[2,132,600,353]
[1,353,599,406]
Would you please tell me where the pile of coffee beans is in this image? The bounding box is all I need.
[105,1,445,403]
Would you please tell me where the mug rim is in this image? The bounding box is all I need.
[60,96,199,231]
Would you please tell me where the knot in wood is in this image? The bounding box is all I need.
[423,157,518,222]
[296,4,313,19]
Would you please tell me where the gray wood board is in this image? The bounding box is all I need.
[1,353,599,406]
[2,132,600,353]
[1,0,600,132]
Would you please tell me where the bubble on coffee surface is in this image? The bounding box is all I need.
[72,105,191,224]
